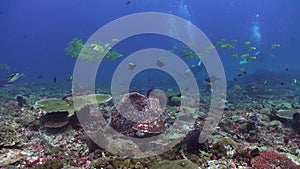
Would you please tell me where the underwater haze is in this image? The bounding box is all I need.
[1,0,300,82]
[1,0,300,168]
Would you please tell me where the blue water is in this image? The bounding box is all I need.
[0,0,300,86]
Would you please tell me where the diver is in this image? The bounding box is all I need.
[126,0,131,5]
[185,60,204,79]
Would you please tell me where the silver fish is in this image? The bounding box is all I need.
[7,73,24,83]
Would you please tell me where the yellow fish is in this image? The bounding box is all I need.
[240,53,250,59]
[235,85,243,90]
[228,44,235,49]
[242,41,251,46]
[247,56,257,61]
[271,43,280,49]
[207,44,215,50]
[247,46,256,52]
[216,38,226,45]
[237,67,245,72]
[231,54,238,58]
[221,44,235,49]
[230,39,238,43]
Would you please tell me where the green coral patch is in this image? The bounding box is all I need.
[35,98,72,113]
[72,94,112,111]
[35,94,112,116]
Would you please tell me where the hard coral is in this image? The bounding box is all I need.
[251,150,300,169]
[35,93,112,116]
[116,92,163,123]
[111,92,165,136]
[35,93,112,129]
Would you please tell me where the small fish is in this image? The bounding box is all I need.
[280,82,285,85]
[207,44,216,50]
[242,41,251,46]
[230,39,238,43]
[285,68,289,71]
[221,43,235,49]
[237,67,245,72]
[293,79,297,84]
[263,80,268,86]
[203,81,211,86]
[156,58,165,68]
[271,43,280,49]
[128,62,136,70]
[91,44,104,52]
[240,53,250,59]
[247,46,256,52]
[187,60,203,76]
[126,0,131,4]
[216,38,225,45]
[246,56,257,61]
[54,77,57,83]
[254,50,261,56]
[104,43,111,49]
[231,54,238,58]
[235,85,243,90]
[238,73,243,77]
[68,75,73,82]
[239,59,248,65]
[6,73,24,83]
[111,39,119,43]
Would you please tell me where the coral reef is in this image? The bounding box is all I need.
[212,137,238,158]
[150,159,199,169]
[251,150,300,169]
[33,159,64,169]
[2,70,300,168]
[0,125,21,148]
[111,92,165,136]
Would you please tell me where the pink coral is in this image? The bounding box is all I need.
[251,150,300,169]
